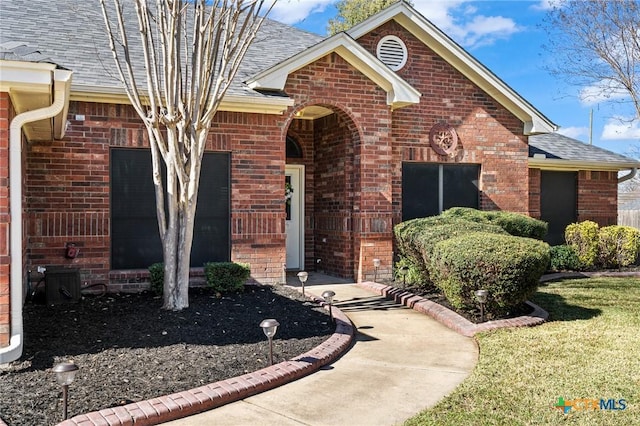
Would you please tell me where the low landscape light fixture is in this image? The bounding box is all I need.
[297,271,308,296]
[398,265,409,288]
[373,258,381,282]
[475,289,489,322]
[260,319,280,365]
[321,290,336,323]
[52,362,79,420]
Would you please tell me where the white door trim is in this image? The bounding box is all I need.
[285,165,305,270]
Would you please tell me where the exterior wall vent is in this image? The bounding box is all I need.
[376,35,408,71]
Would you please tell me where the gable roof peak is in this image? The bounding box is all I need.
[347,0,557,135]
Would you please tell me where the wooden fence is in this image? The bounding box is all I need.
[618,210,640,229]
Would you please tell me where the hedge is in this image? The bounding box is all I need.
[204,262,251,293]
[548,245,580,271]
[565,221,600,269]
[148,263,164,295]
[597,225,640,268]
[430,232,550,316]
[394,216,506,288]
[441,207,548,240]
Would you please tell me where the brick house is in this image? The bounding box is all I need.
[1,1,638,361]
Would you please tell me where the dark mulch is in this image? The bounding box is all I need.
[0,285,333,426]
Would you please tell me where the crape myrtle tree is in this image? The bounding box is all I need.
[327,0,412,35]
[543,0,640,120]
[99,0,275,310]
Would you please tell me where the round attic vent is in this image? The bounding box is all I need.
[376,35,408,71]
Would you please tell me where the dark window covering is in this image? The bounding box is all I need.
[110,148,230,269]
[402,163,479,221]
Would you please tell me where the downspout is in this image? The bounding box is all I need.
[619,168,638,184]
[0,68,72,364]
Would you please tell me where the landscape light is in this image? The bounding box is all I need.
[259,319,280,365]
[373,258,381,282]
[52,362,79,420]
[321,290,336,323]
[475,289,489,323]
[398,265,409,288]
[297,271,308,297]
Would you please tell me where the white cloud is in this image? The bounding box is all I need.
[601,117,640,140]
[530,0,556,11]
[558,126,589,139]
[412,0,521,48]
[270,0,334,25]
[271,0,522,48]
[580,80,630,106]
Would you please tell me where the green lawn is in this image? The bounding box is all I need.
[406,277,640,426]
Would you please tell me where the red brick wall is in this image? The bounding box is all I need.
[357,21,529,227]
[529,168,541,219]
[281,53,395,280]
[577,170,618,226]
[0,92,11,347]
[24,102,287,289]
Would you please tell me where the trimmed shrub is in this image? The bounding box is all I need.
[441,207,548,240]
[431,232,550,316]
[598,225,640,268]
[549,245,580,271]
[565,221,599,269]
[394,216,506,288]
[148,263,164,295]
[204,262,250,293]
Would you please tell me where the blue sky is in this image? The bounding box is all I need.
[269,0,639,157]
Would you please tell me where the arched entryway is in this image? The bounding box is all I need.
[284,103,361,280]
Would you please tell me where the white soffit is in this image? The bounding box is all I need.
[246,32,421,110]
[347,2,557,134]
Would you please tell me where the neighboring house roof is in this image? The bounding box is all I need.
[346,0,557,135]
[529,133,640,171]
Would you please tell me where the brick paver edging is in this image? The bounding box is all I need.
[56,299,354,426]
[356,281,548,338]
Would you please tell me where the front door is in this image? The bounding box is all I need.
[285,165,304,270]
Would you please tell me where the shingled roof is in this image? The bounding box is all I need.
[529,133,640,170]
[0,0,323,99]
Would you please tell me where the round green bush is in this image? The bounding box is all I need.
[148,263,164,295]
[204,262,250,293]
[597,225,640,268]
[565,221,599,269]
[549,245,580,271]
[431,232,550,316]
[394,216,506,289]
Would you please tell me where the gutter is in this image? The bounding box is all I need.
[0,68,73,364]
[619,168,638,184]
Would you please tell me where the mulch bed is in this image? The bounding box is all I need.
[0,285,332,426]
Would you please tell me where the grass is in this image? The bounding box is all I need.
[405,277,640,426]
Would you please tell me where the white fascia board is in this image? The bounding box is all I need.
[348,3,557,135]
[70,84,294,115]
[247,33,420,109]
[0,60,56,93]
[529,158,640,171]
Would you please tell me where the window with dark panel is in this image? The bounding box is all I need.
[110,148,230,269]
[402,163,480,221]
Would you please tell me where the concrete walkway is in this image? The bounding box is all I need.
[164,281,478,426]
